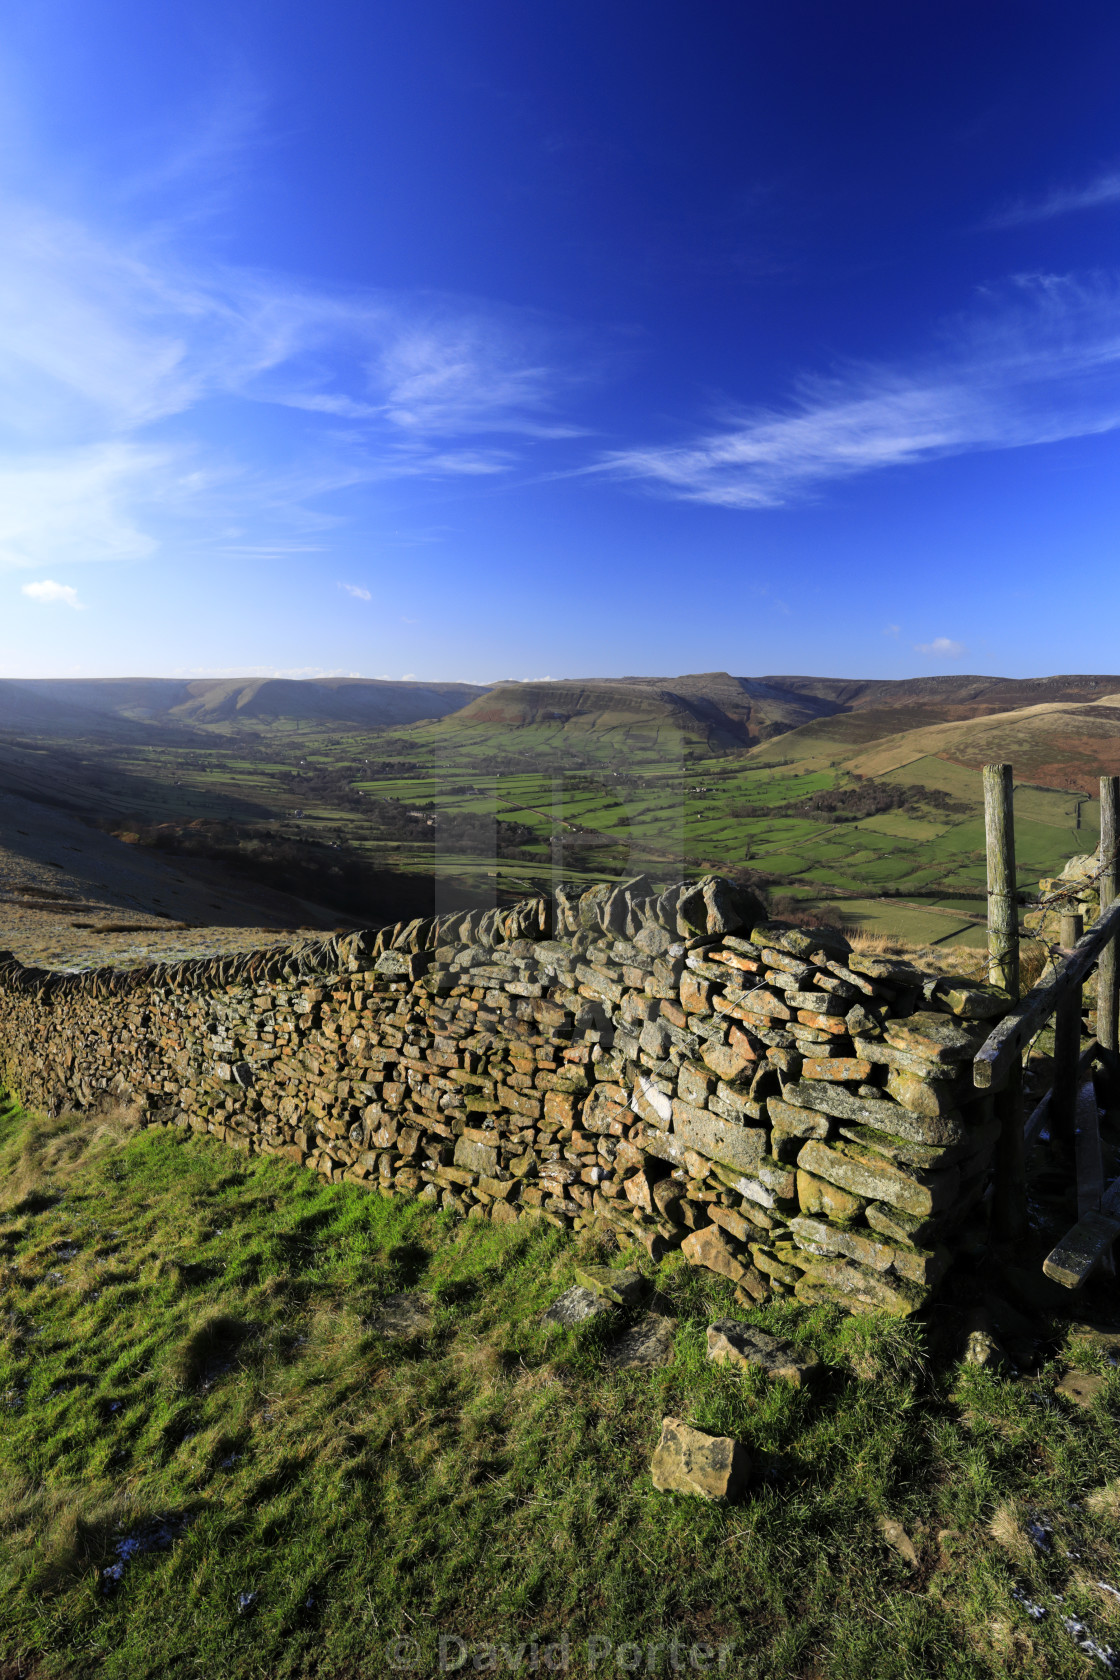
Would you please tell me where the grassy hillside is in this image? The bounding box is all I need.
[442,671,841,753]
[842,699,1120,792]
[1,1095,1119,1679]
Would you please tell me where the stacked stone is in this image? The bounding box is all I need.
[0,874,1014,1318]
[1021,847,1101,1025]
[590,923,1007,1314]
[1023,849,1100,975]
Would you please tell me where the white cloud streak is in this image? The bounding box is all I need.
[0,198,579,444]
[21,578,83,608]
[339,582,371,601]
[914,637,965,659]
[598,274,1120,507]
[987,169,1120,229]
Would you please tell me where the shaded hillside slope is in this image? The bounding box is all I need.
[167,676,486,726]
[0,684,168,742]
[761,672,1120,712]
[0,677,488,735]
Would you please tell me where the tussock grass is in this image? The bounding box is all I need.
[844,929,1050,990]
[0,1091,1118,1678]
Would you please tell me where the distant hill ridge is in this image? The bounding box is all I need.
[0,676,489,737]
[434,671,1120,755]
[3,672,1120,768]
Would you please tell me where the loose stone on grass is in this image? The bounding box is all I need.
[706,1319,820,1386]
[573,1264,645,1306]
[369,1293,432,1338]
[542,1285,613,1328]
[1055,1369,1107,1408]
[650,1415,750,1502]
[961,1309,1008,1371]
[877,1515,920,1570]
[606,1311,676,1370]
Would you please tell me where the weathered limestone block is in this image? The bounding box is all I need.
[701,1035,757,1082]
[789,1213,948,1286]
[573,1264,644,1305]
[783,1080,966,1148]
[882,1012,983,1064]
[795,1257,926,1316]
[934,981,1012,1019]
[650,1416,750,1502]
[796,1168,866,1221]
[886,1068,967,1122]
[542,1285,613,1327]
[797,1139,959,1219]
[680,1224,749,1282]
[706,1320,820,1385]
[836,1123,963,1173]
[800,1056,873,1083]
[453,1135,500,1176]
[670,1098,766,1175]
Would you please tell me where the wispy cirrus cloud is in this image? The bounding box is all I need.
[986,168,1120,229]
[0,192,590,571]
[0,197,583,444]
[339,582,371,601]
[0,442,164,568]
[598,273,1120,507]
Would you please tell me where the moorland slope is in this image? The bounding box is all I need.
[749,691,1120,794]
[441,672,841,750]
[0,677,488,738]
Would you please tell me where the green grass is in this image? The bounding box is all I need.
[2,1096,1120,1678]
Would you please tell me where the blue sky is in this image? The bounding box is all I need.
[3,0,1120,682]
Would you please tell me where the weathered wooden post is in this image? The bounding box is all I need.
[1099,776,1119,1062]
[1050,910,1085,1155]
[984,763,1019,996]
[984,762,1026,1240]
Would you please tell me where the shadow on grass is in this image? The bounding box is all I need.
[171,1314,255,1392]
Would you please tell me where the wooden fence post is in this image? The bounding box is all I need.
[984,763,1019,997]
[1099,776,1119,1063]
[984,763,1026,1241]
[1050,910,1085,1155]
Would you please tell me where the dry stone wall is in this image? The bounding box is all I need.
[0,873,1014,1316]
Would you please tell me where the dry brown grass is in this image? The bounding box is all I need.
[0,1105,141,1214]
[844,928,1049,990]
[846,929,985,978]
[1086,1479,1120,1520]
[988,1500,1032,1561]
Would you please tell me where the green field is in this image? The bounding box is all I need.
[17,709,1101,945]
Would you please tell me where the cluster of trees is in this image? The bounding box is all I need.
[777,779,966,823]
